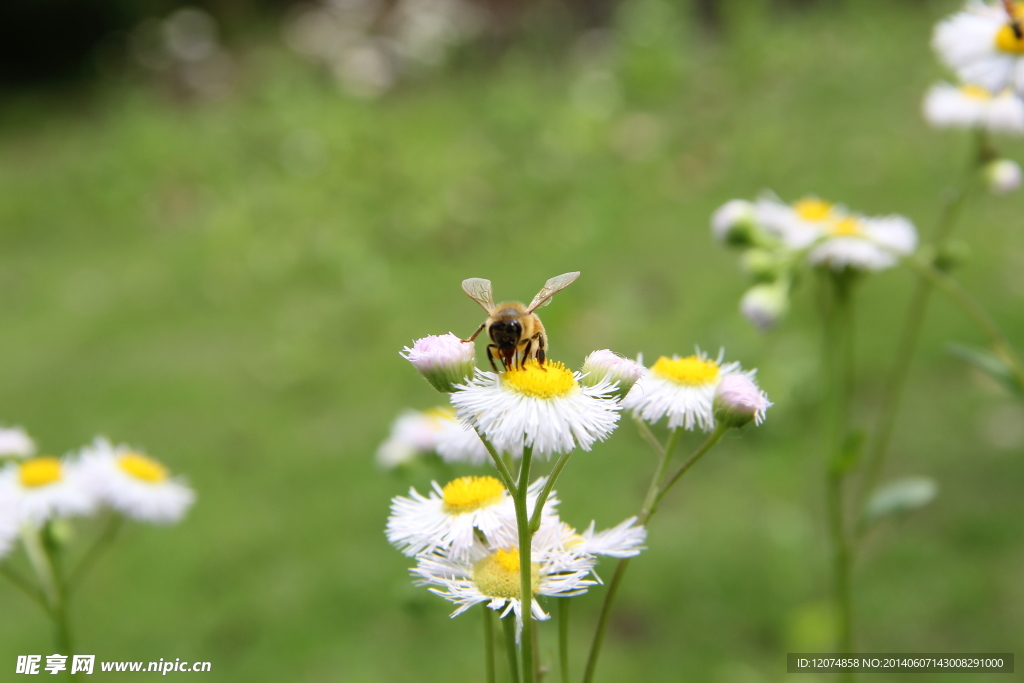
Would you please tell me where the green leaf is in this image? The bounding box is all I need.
[862,477,938,528]
[947,343,1024,397]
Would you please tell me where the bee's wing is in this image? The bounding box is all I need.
[461,278,496,313]
[526,271,580,312]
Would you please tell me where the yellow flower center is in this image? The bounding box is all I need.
[501,360,577,399]
[473,548,539,599]
[442,476,505,513]
[959,84,993,100]
[827,216,864,237]
[19,457,63,488]
[117,452,170,483]
[651,355,721,386]
[996,5,1024,54]
[793,198,835,222]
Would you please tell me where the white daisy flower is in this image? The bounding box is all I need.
[753,194,840,250]
[0,456,95,526]
[713,374,772,429]
[450,360,621,459]
[376,407,449,468]
[624,350,747,431]
[386,476,556,561]
[933,1,1024,96]
[753,195,917,271]
[78,439,194,524]
[923,82,1024,133]
[412,530,597,639]
[806,214,918,271]
[711,199,760,246]
[558,516,647,561]
[401,333,476,393]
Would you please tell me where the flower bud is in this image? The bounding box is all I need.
[401,333,476,393]
[740,249,788,282]
[711,199,760,247]
[581,349,644,398]
[985,159,1022,195]
[740,281,790,332]
[713,374,771,429]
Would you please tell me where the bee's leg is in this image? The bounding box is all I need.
[519,339,532,369]
[500,347,515,372]
[534,332,546,367]
[461,323,486,343]
[486,345,500,373]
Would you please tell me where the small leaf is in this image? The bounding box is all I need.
[947,343,1023,397]
[862,477,938,528]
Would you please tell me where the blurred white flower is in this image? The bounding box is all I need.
[0,457,95,526]
[740,281,790,332]
[923,82,1024,133]
[0,479,18,560]
[78,439,194,524]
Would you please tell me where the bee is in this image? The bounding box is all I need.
[461,272,581,373]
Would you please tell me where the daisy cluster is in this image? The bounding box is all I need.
[388,315,770,637]
[0,429,194,562]
[387,474,646,635]
[930,0,1024,191]
[711,194,918,330]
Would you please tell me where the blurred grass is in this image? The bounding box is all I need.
[1,0,1022,681]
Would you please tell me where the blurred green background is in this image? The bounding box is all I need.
[1,0,1022,680]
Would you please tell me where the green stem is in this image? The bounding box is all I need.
[632,416,665,460]
[0,564,52,614]
[637,428,680,521]
[68,515,122,590]
[41,523,73,654]
[650,426,727,519]
[859,132,986,508]
[822,272,856,678]
[558,599,570,683]
[503,613,521,683]
[529,450,574,533]
[483,605,496,683]
[515,446,536,683]
[582,427,724,683]
[476,429,518,497]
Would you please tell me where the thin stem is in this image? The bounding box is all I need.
[638,428,681,520]
[0,564,52,614]
[529,450,574,533]
[859,133,985,507]
[582,427,725,683]
[822,272,856,677]
[516,446,536,683]
[483,605,496,683]
[476,429,518,497]
[558,599,570,683]
[503,614,521,683]
[68,515,122,590]
[41,523,73,654]
[650,426,727,519]
[632,416,665,460]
